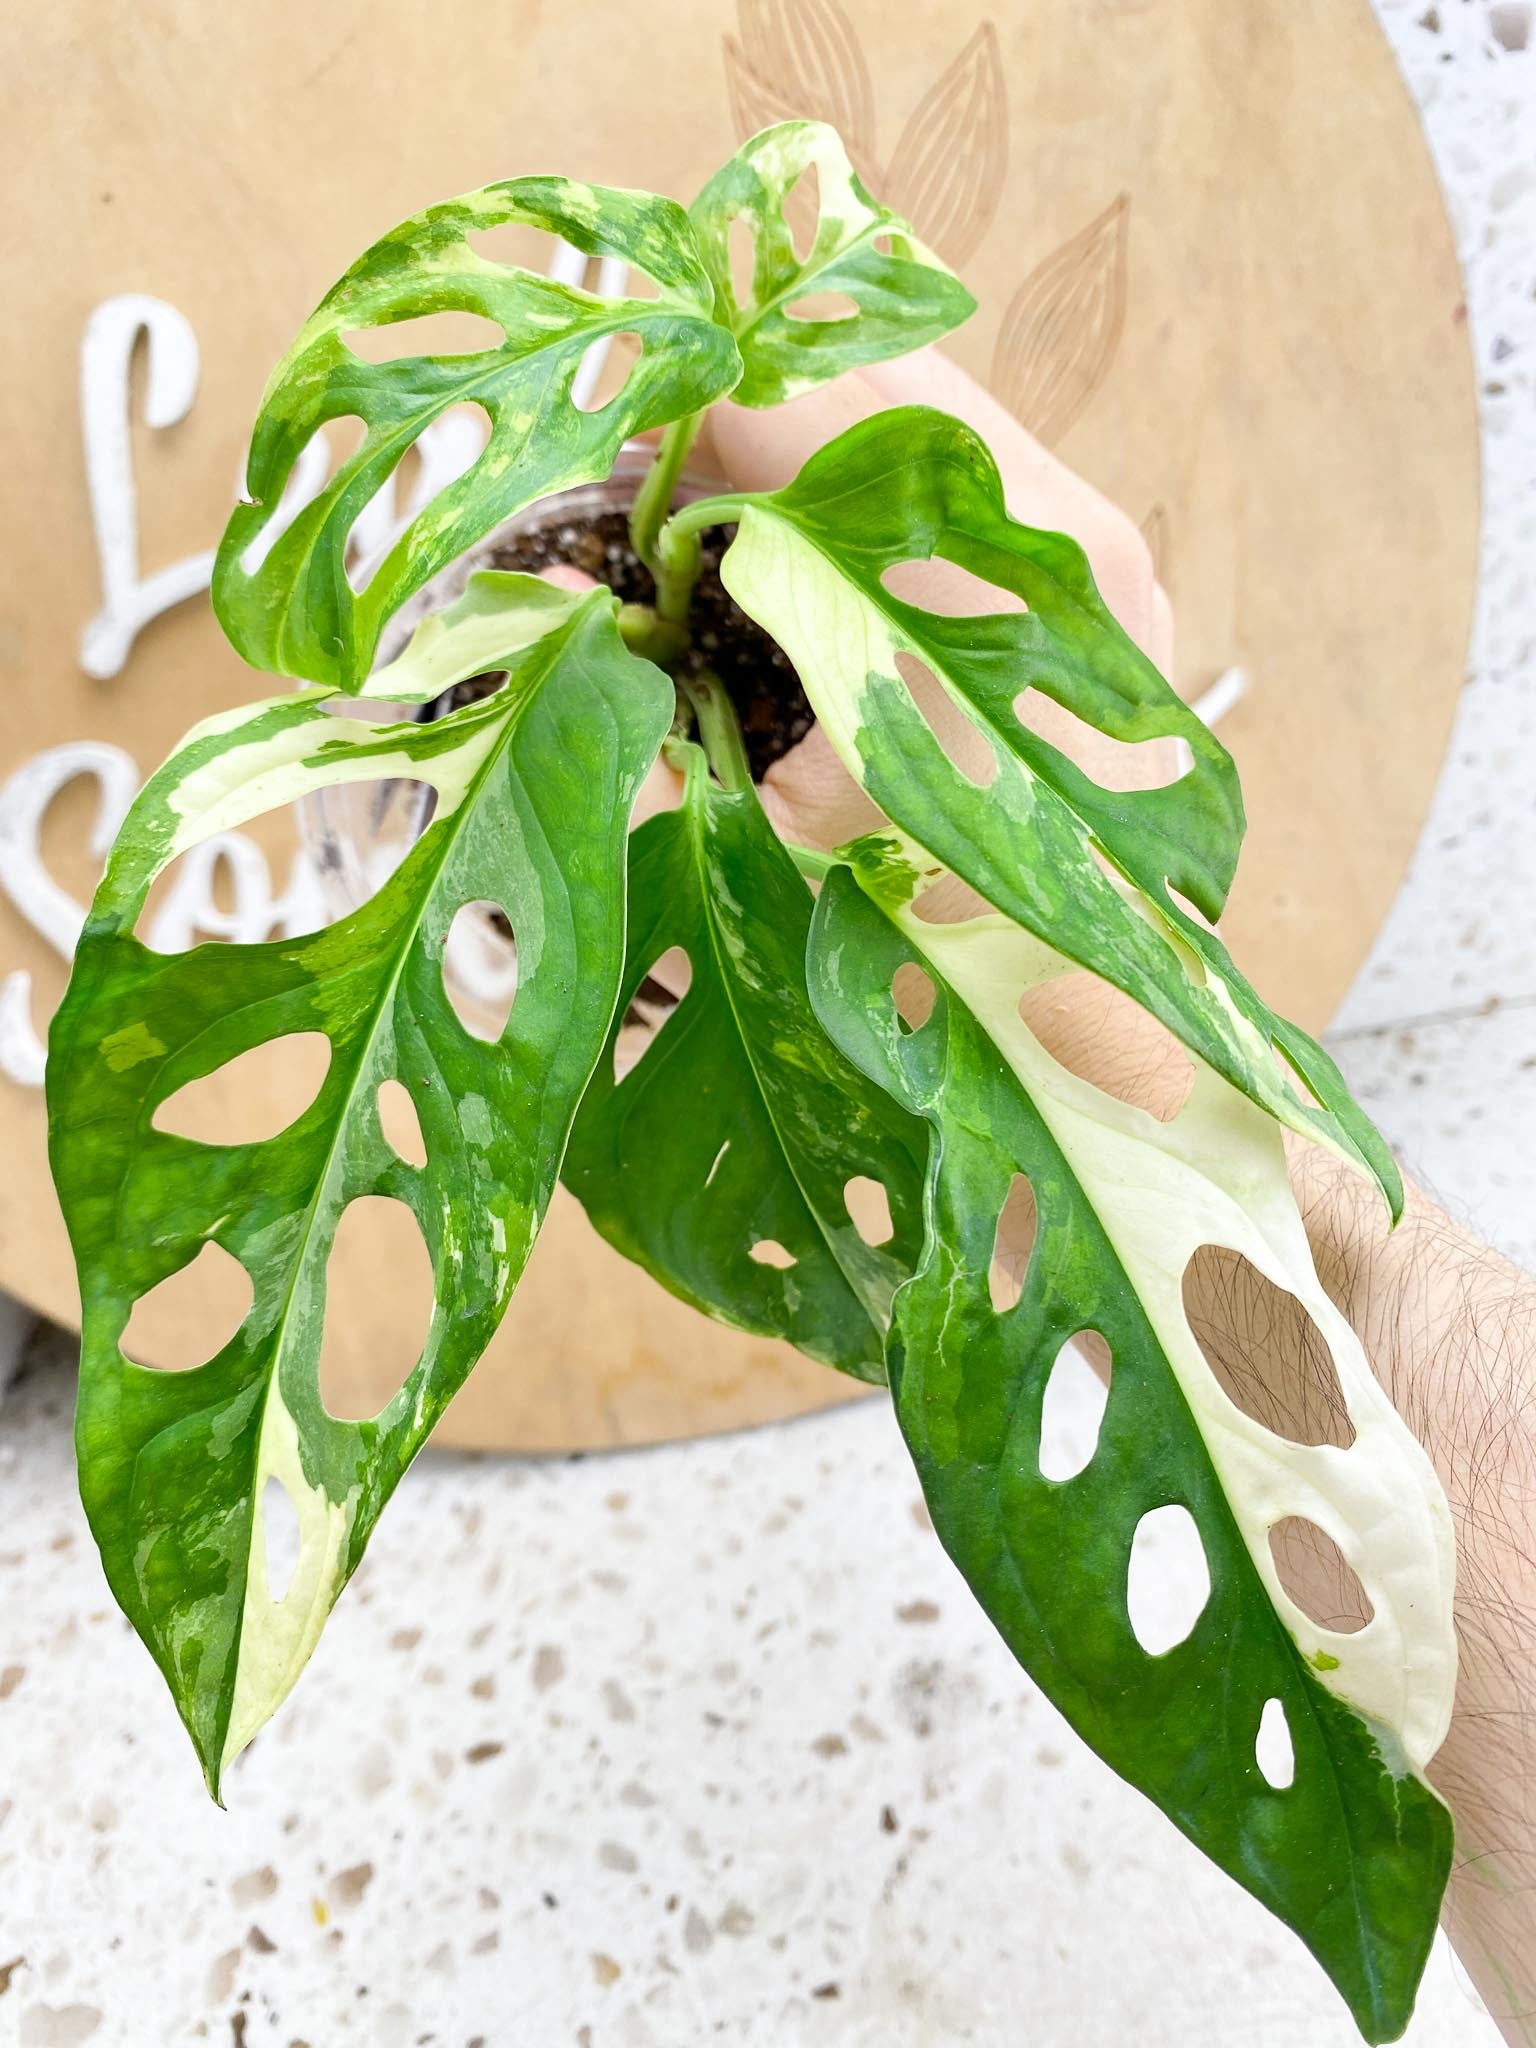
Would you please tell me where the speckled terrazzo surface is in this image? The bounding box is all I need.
[3,4,1534,2044]
[0,1328,1511,2048]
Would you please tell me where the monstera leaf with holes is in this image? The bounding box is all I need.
[48,576,671,1791]
[806,861,1455,2039]
[564,739,926,1379]
[705,405,1399,1193]
[49,117,1462,2044]
[689,122,974,407]
[212,176,743,690]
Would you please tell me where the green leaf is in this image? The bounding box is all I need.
[213,177,742,690]
[690,122,975,408]
[808,866,1455,2043]
[712,404,1402,1214]
[563,743,926,1380]
[47,576,672,1793]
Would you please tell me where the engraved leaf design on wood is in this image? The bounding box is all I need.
[722,40,880,250]
[730,0,877,167]
[883,24,1009,268]
[724,32,806,143]
[992,195,1131,448]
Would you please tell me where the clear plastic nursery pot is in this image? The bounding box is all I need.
[299,450,856,1448]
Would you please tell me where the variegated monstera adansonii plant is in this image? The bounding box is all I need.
[47,123,1457,2040]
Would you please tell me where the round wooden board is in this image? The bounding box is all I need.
[0,0,1477,1448]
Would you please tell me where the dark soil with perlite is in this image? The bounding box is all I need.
[425,510,817,784]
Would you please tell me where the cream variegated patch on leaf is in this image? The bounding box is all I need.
[689,122,975,407]
[47,576,672,1793]
[807,856,1456,2043]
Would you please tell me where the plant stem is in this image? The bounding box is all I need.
[680,667,751,793]
[616,603,688,666]
[653,525,702,628]
[652,489,751,627]
[629,413,703,583]
[786,842,835,882]
[661,492,750,544]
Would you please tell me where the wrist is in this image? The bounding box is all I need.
[1288,1142,1536,1483]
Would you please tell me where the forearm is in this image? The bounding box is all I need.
[1288,1149,1536,2043]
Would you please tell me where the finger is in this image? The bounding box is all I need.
[539,563,597,594]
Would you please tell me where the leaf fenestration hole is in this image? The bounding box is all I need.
[894,651,999,789]
[892,961,937,1034]
[784,291,860,323]
[346,405,492,592]
[1182,1248,1356,1449]
[137,826,328,951]
[844,1175,894,1247]
[1268,1517,1374,1635]
[1156,898,1209,988]
[704,1140,730,1190]
[1013,688,1183,792]
[909,869,977,926]
[152,1034,332,1146]
[1256,1696,1295,1790]
[292,777,439,925]
[261,1474,302,1604]
[322,412,369,468]
[444,901,519,1042]
[378,1078,427,1169]
[1038,1331,1111,1481]
[880,559,1025,616]
[340,310,505,364]
[1163,888,1220,991]
[205,851,240,916]
[572,331,642,414]
[1271,1039,1326,1111]
[1023,972,1195,1123]
[749,1239,797,1270]
[611,262,660,303]
[318,1196,436,1422]
[1127,1504,1211,1655]
[122,1241,253,1372]
[988,1173,1038,1314]
[463,221,568,271]
[1164,882,1216,932]
[728,216,758,308]
[613,946,692,1083]
[784,161,822,262]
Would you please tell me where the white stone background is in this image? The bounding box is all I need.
[2,1,1534,2042]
